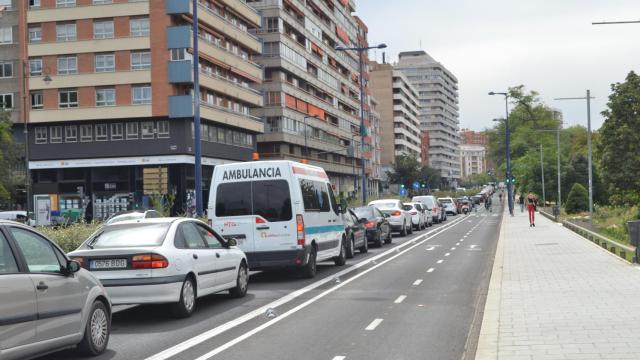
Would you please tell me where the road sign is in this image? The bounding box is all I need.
[412,181,420,190]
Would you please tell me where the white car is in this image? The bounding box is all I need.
[404,202,430,230]
[438,197,458,215]
[369,199,413,236]
[69,218,248,318]
[105,210,161,225]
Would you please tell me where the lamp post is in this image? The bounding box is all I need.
[335,43,387,205]
[554,91,595,226]
[534,128,562,209]
[192,0,203,217]
[489,91,514,216]
[540,144,546,206]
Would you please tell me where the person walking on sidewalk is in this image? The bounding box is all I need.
[527,193,537,227]
[518,194,525,213]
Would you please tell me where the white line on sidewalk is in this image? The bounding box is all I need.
[394,295,407,304]
[413,279,423,286]
[437,259,444,264]
[427,268,435,273]
[365,318,384,331]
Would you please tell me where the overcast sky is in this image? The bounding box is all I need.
[357,0,640,131]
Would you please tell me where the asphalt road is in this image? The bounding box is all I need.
[42,205,502,360]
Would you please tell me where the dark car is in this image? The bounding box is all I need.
[472,195,483,205]
[353,206,392,248]
[342,209,368,257]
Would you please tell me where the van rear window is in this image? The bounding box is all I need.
[215,180,292,222]
[299,179,331,212]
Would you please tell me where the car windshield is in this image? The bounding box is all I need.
[439,199,453,204]
[371,202,397,209]
[86,223,170,249]
[353,207,374,219]
[106,213,144,224]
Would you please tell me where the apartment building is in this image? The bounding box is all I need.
[19,0,263,222]
[460,144,486,178]
[247,0,374,198]
[369,61,421,166]
[397,50,460,188]
[420,132,429,166]
[460,128,487,146]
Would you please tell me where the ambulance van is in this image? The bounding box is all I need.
[208,160,347,278]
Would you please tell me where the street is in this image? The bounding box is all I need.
[42,206,501,360]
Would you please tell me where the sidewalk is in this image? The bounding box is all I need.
[476,207,640,360]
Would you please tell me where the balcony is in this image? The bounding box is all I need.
[199,71,263,107]
[27,1,148,23]
[166,0,261,53]
[168,60,193,84]
[168,95,263,133]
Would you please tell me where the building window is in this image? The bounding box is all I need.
[56,0,75,7]
[93,0,112,4]
[50,126,63,143]
[95,124,107,141]
[30,91,43,109]
[141,122,154,139]
[65,126,77,143]
[58,89,78,108]
[56,23,76,42]
[29,58,42,76]
[170,48,192,62]
[131,51,151,70]
[132,85,151,104]
[28,26,41,43]
[35,127,47,144]
[93,20,114,39]
[95,53,115,72]
[0,62,12,78]
[157,121,170,139]
[57,56,77,75]
[0,93,13,109]
[80,124,92,142]
[96,88,115,107]
[0,27,12,44]
[110,123,123,141]
[29,0,41,8]
[126,122,138,140]
[130,17,149,37]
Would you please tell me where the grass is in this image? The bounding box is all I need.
[561,205,639,245]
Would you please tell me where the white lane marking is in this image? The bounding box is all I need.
[426,246,435,251]
[437,259,444,264]
[456,242,460,246]
[451,247,456,250]
[445,253,450,257]
[470,244,477,249]
[427,268,435,273]
[413,279,423,286]
[365,318,384,331]
[332,357,346,360]
[179,216,474,360]
[394,295,407,304]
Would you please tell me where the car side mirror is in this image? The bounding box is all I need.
[227,238,238,247]
[67,260,81,274]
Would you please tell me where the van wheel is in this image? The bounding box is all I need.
[400,222,407,237]
[172,277,196,318]
[346,236,355,259]
[229,262,248,298]
[77,300,110,356]
[334,238,347,266]
[300,247,317,279]
[359,236,368,253]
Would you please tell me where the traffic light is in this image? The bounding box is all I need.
[400,184,405,189]
[421,183,426,188]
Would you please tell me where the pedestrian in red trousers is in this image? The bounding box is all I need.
[527,193,537,227]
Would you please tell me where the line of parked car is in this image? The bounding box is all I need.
[0,160,481,360]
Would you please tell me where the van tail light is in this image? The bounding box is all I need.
[256,217,266,224]
[71,257,84,268]
[365,221,376,229]
[410,211,417,215]
[432,208,438,214]
[132,254,169,269]
[296,214,305,246]
[390,211,401,217]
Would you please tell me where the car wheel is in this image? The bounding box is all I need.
[374,230,384,248]
[172,276,196,318]
[77,300,110,356]
[300,247,317,278]
[400,222,407,237]
[384,229,392,244]
[334,237,347,266]
[359,235,368,253]
[408,221,413,234]
[229,262,249,298]
[346,236,355,259]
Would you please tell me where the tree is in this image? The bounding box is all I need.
[0,112,20,208]
[460,173,491,189]
[565,183,589,214]
[385,154,420,190]
[598,71,640,205]
[419,166,442,190]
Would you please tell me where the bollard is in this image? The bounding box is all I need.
[628,220,640,247]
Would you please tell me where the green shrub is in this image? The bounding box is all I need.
[566,183,589,214]
[37,222,103,253]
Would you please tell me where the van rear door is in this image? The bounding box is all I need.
[212,181,255,255]
[251,179,295,254]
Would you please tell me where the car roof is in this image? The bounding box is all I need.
[0,219,26,226]
[103,217,184,226]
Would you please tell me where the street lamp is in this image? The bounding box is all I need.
[335,43,387,205]
[489,92,514,216]
[534,127,563,210]
[554,91,595,226]
[192,0,204,217]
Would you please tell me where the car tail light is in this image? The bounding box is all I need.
[365,220,376,229]
[432,208,438,214]
[71,256,84,267]
[256,217,266,224]
[132,254,169,269]
[410,211,417,215]
[296,214,305,246]
[390,211,401,217]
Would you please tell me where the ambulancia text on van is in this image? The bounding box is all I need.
[208,161,347,278]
